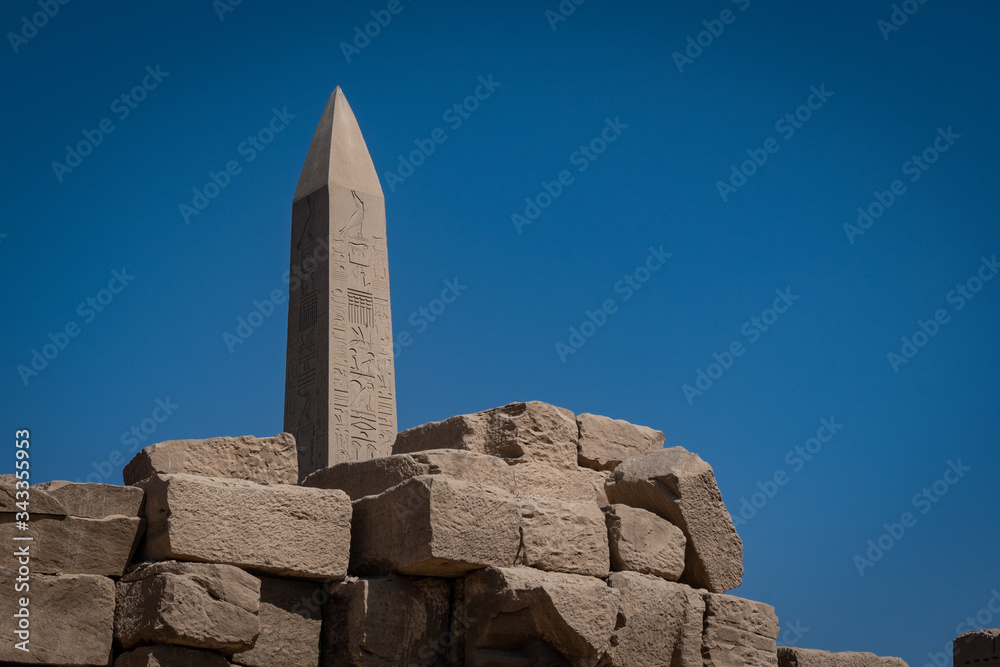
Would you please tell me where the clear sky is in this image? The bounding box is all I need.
[2,1,998,664]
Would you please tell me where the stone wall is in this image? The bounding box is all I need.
[0,401,909,666]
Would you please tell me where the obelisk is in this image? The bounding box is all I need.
[284,87,396,480]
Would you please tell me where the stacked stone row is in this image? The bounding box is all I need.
[1,402,909,666]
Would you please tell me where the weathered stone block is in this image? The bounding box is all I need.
[115,645,230,667]
[34,480,144,518]
[510,461,608,505]
[138,473,351,580]
[1,474,66,516]
[0,514,143,577]
[124,433,297,486]
[114,560,260,654]
[517,496,609,577]
[606,447,743,592]
[0,572,114,665]
[576,413,665,471]
[778,647,909,667]
[604,503,685,580]
[232,576,323,667]
[322,575,451,666]
[303,449,515,500]
[703,592,780,667]
[605,571,704,667]
[392,401,579,470]
[462,567,620,666]
[350,475,520,577]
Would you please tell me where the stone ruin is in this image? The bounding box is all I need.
[1,88,923,666]
[1,400,914,666]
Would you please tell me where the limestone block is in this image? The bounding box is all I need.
[0,514,143,577]
[1,474,66,516]
[138,473,351,580]
[462,567,620,666]
[34,480,144,518]
[510,461,608,505]
[350,475,520,577]
[321,575,451,666]
[114,560,260,654]
[606,447,743,592]
[778,647,909,667]
[0,572,114,665]
[517,496,609,577]
[604,503,686,580]
[124,433,297,486]
[115,645,230,667]
[605,571,704,667]
[303,449,515,500]
[576,413,665,471]
[392,401,579,470]
[702,592,780,667]
[232,576,323,667]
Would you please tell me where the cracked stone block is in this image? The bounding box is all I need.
[321,575,451,666]
[576,413,664,471]
[605,571,704,667]
[606,447,743,592]
[124,433,297,486]
[604,503,685,580]
[393,401,579,470]
[350,475,520,577]
[462,567,620,666]
[114,560,260,654]
[138,473,351,580]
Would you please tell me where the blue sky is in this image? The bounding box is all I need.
[2,1,998,664]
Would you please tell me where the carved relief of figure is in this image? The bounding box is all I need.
[339,190,365,238]
[349,379,375,413]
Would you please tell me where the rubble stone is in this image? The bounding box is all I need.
[138,473,351,580]
[576,412,665,471]
[322,575,451,666]
[604,503,685,580]
[606,446,743,592]
[114,560,260,653]
[350,475,520,577]
[605,571,704,667]
[392,401,579,470]
[462,567,620,666]
[124,433,297,486]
